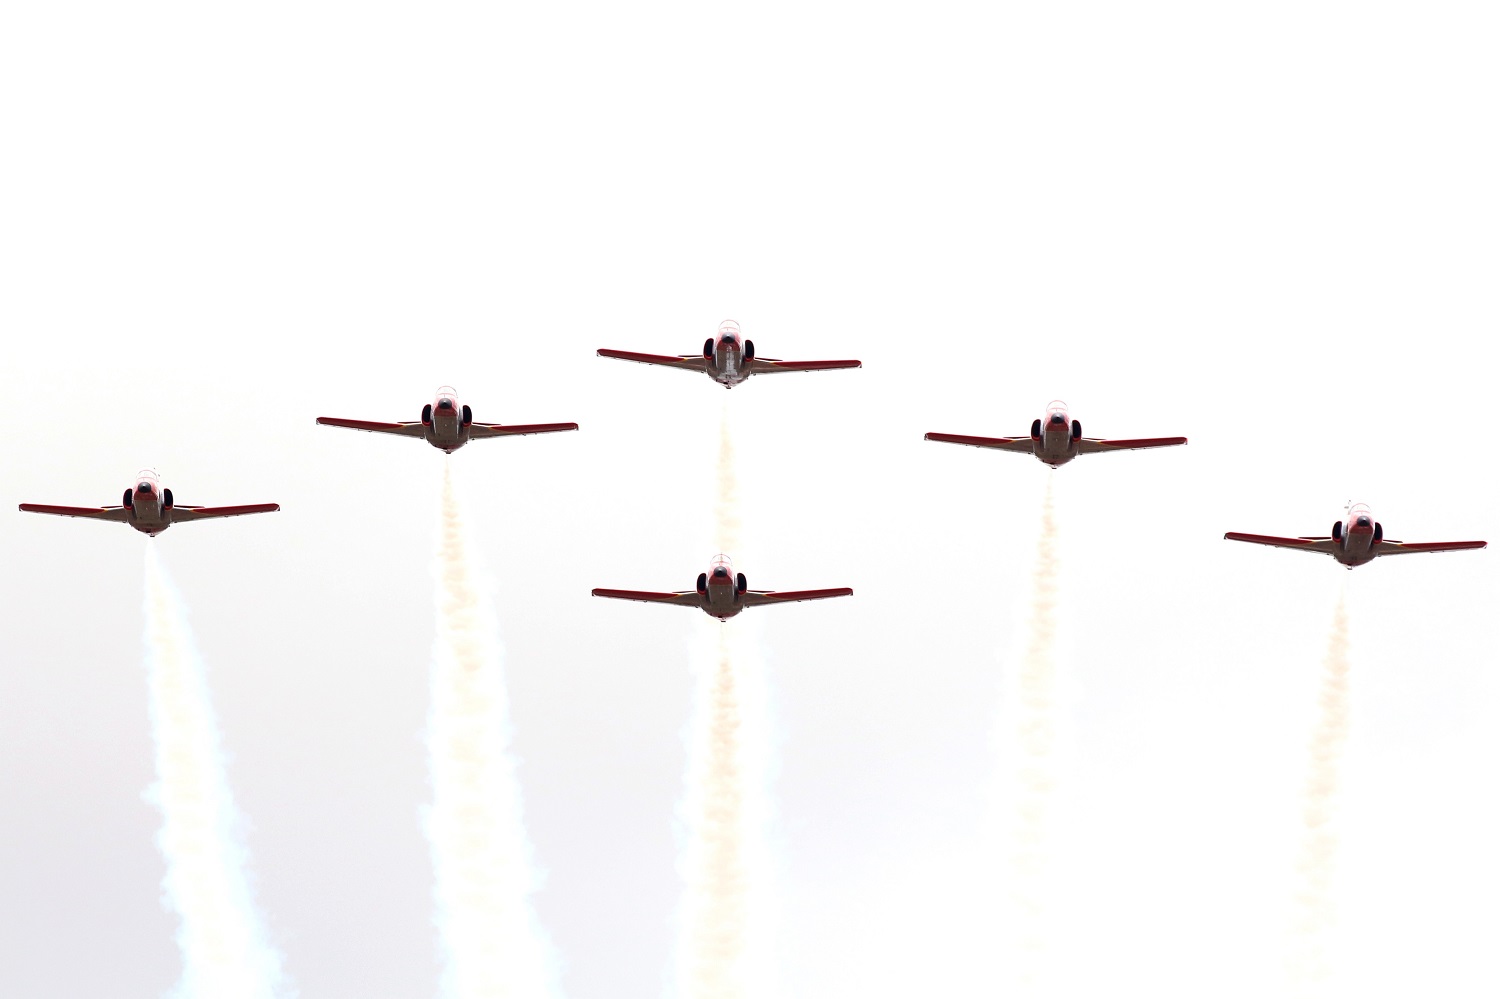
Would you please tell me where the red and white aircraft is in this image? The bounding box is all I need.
[316,386,578,453]
[1225,503,1487,569]
[925,401,1187,468]
[593,554,852,620]
[598,321,862,389]
[19,470,279,537]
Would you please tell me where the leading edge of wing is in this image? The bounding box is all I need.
[172,503,281,522]
[468,421,580,439]
[1223,532,1337,554]
[596,349,706,371]
[18,503,130,521]
[751,359,862,374]
[741,587,853,606]
[591,588,702,605]
[1076,436,1188,454]
[315,417,426,437]
[924,432,1035,453]
[1374,539,1488,557]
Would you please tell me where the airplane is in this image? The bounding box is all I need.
[597,320,862,388]
[592,554,853,620]
[317,386,578,453]
[1225,503,1487,569]
[19,470,279,537]
[925,400,1187,467]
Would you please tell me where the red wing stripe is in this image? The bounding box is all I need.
[1388,540,1487,552]
[1223,532,1319,546]
[755,587,854,602]
[592,588,694,602]
[183,504,281,518]
[1093,437,1188,449]
[761,359,862,371]
[925,433,1026,447]
[19,504,121,517]
[473,422,580,436]
[316,418,413,431]
[597,349,701,365]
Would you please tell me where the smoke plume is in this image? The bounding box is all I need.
[676,403,772,998]
[1288,591,1352,996]
[1008,477,1060,992]
[427,465,557,998]
[142,548,289,999]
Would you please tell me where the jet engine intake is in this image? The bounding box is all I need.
[162,488,173,510]
[1373,522,1383,543]
[736,572,747,594]
[744,339,755,361]
[461,404,472,426]
[1071,419,1082,442]
[422,403,433,425]
[703,338,715,359]
[697,572,708,595]
[1031,418,1042,440]
[1332,521,1343,541]
[123,489,134,509]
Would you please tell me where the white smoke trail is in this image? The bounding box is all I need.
[142,548,289,999]
[675,403,772,999]
[427,465,558,999]
[992,478,1061,995]
[1288,590,1352,997]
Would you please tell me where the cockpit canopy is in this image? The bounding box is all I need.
[709,554,734,575]
[1347,502,1373,525]
[136,469,160,486]
[435,385,458,401]
[717,320,740,341]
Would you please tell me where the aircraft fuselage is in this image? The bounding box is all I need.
[1032,403,1081,467]
[424,388,472,452]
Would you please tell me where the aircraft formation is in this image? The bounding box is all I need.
[17,321,1487,587]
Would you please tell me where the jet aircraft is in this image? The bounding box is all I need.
[925,401,1187,467]
[19,470,279,537]
[597,320,861,388]
[593,554,852,620]
[316,386,578,453]
[1225,503,1487,569]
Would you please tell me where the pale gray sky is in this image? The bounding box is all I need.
[1,2,1496,997]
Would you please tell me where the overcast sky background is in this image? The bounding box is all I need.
[2,2,1496,997]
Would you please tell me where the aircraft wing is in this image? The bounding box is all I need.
[468,422,579,439]
[1372,539,1487,558]
[18,504,131,522]
[316,418,426,437]
[740,587,853,607]
[1076,437,1188,454]
[1223,533,1340,557]
[171,504,281,523]
[591,588,704,606]
[597,349,707,373]
[924,432,1036,454]
[749,358,862,375]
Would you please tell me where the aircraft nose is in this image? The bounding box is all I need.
[712,567,729,577]
[437,399,453,409]
[138,482,153,493]
[1050,414,1066,424]
[1356,516,1371,527]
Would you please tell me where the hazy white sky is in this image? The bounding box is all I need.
[1,2,1496,997]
